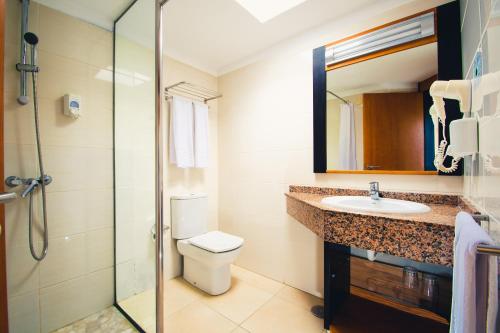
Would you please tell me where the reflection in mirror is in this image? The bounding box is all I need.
[326,42,438,172]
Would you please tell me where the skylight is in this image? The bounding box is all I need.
[234,0,307,23]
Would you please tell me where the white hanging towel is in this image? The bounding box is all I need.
[338,103,357,170]
[450,212,498,333]
[169,96,194,168]
[193,101,209,168]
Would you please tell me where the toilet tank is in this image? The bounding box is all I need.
[170,193,208,239]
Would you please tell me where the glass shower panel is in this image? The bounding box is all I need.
[114,0,157,331]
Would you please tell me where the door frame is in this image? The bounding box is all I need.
[0,0,10,331]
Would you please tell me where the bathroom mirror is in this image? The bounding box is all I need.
[313,4,464,175]
[326,43,437,173]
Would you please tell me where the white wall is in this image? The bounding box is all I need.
[218,0,462,298]
[5,1,114,332]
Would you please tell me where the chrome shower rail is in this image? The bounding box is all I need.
[327,90,350,104]
[165,81,222,102]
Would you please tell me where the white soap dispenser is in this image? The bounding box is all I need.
[63,94,82,119]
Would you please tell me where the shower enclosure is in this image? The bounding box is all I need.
[6,0,51,262]
[113,0,162,331]
[3,0,167,331]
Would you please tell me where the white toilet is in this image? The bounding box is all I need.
[171,194,244,295]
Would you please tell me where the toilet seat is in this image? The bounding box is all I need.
[188,231,244,253]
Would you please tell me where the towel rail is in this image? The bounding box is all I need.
[477,244,500,256]
[472,214,500,256]
[165,81,222,103]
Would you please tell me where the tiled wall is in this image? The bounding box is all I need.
[460,0,500,232]
[217,2,463,297]
[4,1,113,332]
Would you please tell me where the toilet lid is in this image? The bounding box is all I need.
[189,231,244,253]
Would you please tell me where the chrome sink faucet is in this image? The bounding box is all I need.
[369,181,380,201]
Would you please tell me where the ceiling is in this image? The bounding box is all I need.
[327,42,438,97]
[34,0,132,30]
[162,0,380,74]
[35,0,392,76]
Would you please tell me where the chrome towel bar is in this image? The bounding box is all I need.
[472,214,500,257]
[165,81,222,103]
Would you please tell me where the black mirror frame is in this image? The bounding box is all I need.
[312,1,463,176]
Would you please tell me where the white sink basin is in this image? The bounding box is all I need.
[320,196,431,214]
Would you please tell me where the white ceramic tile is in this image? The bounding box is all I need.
[202,278,273,324]
[231,265,284,295]
[118,289,156,330]
[164,301,237,333]
[115,217,134,264]
[86,189,114,230]
[40,234,85,287]
[8,291,40,333]
[4,91,37,145]
[275,285,323,311]
[163,278,204,317]
[40,276,89,333]
[4,143,36,181]
[37,5,93,64]
[42,145,88,192]
[88,66,113,111]
[6,244,40,297]
[86,227,114,273]
[232,328,250,333]
[116,261,136,302]
[84,147,113,190]
[46,190,86,239]
[84,268,114,315]
[37,50,89,102]
[4,188,31,250]
[241,297,323,333]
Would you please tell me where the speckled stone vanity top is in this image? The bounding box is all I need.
[286,186,479,266]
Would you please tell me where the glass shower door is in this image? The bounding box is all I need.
[114,0,158,331]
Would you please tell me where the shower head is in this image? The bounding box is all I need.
[24,32,38,46]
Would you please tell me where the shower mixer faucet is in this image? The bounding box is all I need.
[5,175,52,198]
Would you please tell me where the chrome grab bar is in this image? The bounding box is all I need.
[0,192,17,204]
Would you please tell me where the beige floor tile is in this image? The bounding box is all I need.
[275,285,323,311]
[201,278,273,324]
[164,278,205,316]
[231,265,284,295]
[232,327,250,333]
[118,289,155,329]
[164,301,237,333]
[241,297,323,333]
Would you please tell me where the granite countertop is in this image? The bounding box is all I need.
[286,186,479,266]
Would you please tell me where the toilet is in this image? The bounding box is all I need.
[171,194,244,295]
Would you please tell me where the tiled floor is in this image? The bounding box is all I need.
[119,264,324,333]
[52,307,136,333]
